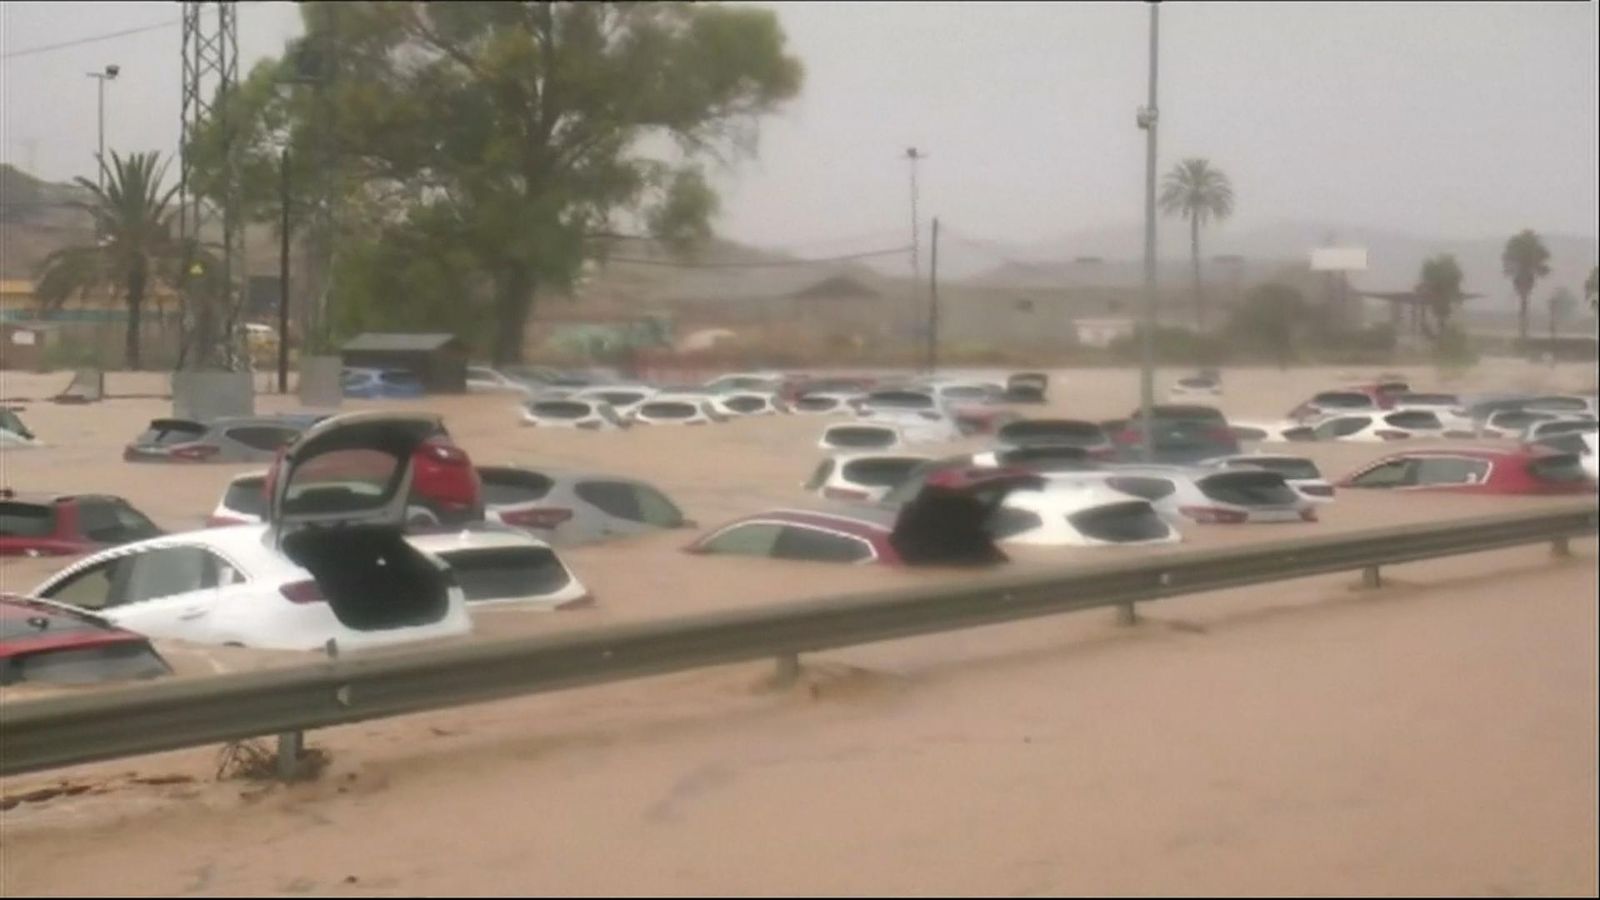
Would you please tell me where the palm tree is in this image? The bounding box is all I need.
[1415,254,1466,338]
[1158,158,1234,330]
[34,151,180,370]
[1500,229,1551,344]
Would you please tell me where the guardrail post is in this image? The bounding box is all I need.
[1362,566,1382,589]
[1115,602,1138,627]
[773,653,802,688]
[1552,537,1572,558]
[276,730,304,780]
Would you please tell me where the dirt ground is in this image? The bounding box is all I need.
[0,360,1596,895]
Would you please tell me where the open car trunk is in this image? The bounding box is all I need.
[889,469,1042,566]
[271,413,454,631]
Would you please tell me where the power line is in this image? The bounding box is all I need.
[0,19,181,62]
[603,246,911,269]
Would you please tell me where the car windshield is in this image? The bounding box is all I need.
[1398,393,1457,407]
[135,420,206,446]
[596,391,647,407]
[841,458,922,488]
[725,396,768,413]
[795,396,840,411]
[867,392,934,409]
[479,469,555,505]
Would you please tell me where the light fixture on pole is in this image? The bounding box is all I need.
[86,64,120,191]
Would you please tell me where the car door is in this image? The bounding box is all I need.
[1346,458,1421,489]
[95,546,233,641]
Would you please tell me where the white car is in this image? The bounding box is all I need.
[467,366,534,396]
[1198,453,1335,503]
[571,385,658,418]
[1529,430,1599,483]
[1310,410,1447,443]
[819,422,910,451]
[1287,390,1383,423]
[1522,394,1599,417]
[1390,392,1477,434]
[631,396,726,426]
[1228,420,1317,444]
[789,392,864,416]
[1168,375,1222,398]
[1478,408,1588,440]
[30,413,474,652]
[995,419,1117,458]
[857,388,944,417]
[855,409,964,444]
[704,372,786,394]
[989,481,1181,547]
[1050,466,1315,525]
[520,398,628,430]
[404,526,591,610]
[1520,417,1599,444]
[710,391,787,417]
[803,452,932,502]
[924,380,1006,410]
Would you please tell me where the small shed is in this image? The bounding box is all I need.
[0,322,58,372]
[340,332,469,394]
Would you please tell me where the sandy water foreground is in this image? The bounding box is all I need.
[0,361,1596,895]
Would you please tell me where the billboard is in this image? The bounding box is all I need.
[1310,247,1369,272]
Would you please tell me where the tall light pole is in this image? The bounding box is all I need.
[86,64,120,191]
[905,147,926,367]
[1136,4,1160,464]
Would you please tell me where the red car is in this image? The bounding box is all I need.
[1338,448,1592,495]
[0,595,172,686]
[0,490,163,557]
[685,468,1041,566]
[259,414,484,526]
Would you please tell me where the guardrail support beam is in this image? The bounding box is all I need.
[1115,602,1138,627]
[773,653,802,688]
[1552,537,1572,558]
[276,730,305,781]
[1362,566,1382,590]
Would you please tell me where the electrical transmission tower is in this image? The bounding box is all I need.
[178,0,243,370]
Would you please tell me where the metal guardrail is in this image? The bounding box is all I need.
[2,503,1595,779]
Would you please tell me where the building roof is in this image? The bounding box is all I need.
[342,332,463,353]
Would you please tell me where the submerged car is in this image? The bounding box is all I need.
[1287,389,1386,422]
[0,490,163,557]
[988,482,1180,547]
[571,385,659,419]
[33,413,475,651]
[1337,448,1592,495]
[1168,374,1222,398]
[477,465,690,545]
[1527,431,1599,483]
[1228,420,1317,444]
[343,367,425,399]
[1198,454,1336,503]
[631,397,727,426]
[1004,372,1049,404]
[1054,467,1315,525]
[466,366,535,396]
[520,398,628,430]
[688,468,1042,567]
[1310,410,1457,442]
[0,595,173,686]
[1479,409,1592,440]
[404,525,591,610]
[803,452,932,503]
[122,415,324,464]
[995,419,1115,458]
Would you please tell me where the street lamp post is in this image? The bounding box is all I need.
[85,64,120,191]
[905,147,926,369]
[1136,4,1160,464]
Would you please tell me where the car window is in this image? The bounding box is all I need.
[0,409,30,436]
[10,642,171,686]
[1398,393,1457,407]
[640,402,697,419]
[575,481,641,521]
[987,507,1044,539]
[135,420,206,446]
[701,522,785,557]
[1535,420,1596,437]
[804,459,836,491]
[998,420,1104,445]
[76,499,162,544]
[841,458,922,488]
[1526,397,1589,412]
[1415,456,1490,486]
[1313,392,1372,408]
[1315,417,1370,439]
[825,426,898,449]
[479,469,555,505]
[994,446,1094,472]
[438,546,571,602]
[0,501,55,537]
[1535,433,1590,456]
[224,425,301,452]
[596,391,647,407]
[530,401,590,419]
[795,396,840,412]
[1105,476,1177,501]
[724,396,768,413]
[1233,457,1321,480]
[282,448,400,514]
[1199,471,1299,506]
[1147,405,1227,424]
[866,391,934,409]
[1350,459,1419,488]
[771,526,874,563]
[40,558,127,610]
[1492,411,1547,429]
[1068,501,1170,542]
[1526,454,1587,484]
[119,546,223,605]
[1383,411,1441,430]
[631,485,686,527]
[222,477,268,518]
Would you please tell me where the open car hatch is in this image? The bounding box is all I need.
[889,467,1044,566]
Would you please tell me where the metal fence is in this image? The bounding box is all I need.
[2,503,1594,779]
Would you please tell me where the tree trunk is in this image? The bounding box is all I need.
[125,262,146,371]
[492,262,534,365]
[1190,215,1203,331]
[1516,288,1529,348]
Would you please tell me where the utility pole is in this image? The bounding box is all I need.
[86,64,119,191]
[928,217,941,371]
[1136,3,1161,463]
[905,147,926,366]
[278,147,291,394]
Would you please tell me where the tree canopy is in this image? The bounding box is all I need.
[198,1,803,362]
[1415,253,1466,338]
[1158,158,1234,330]
[1500,229,1550,343]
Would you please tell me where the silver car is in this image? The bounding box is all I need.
[478,465,692,545]
[121,414,325,464]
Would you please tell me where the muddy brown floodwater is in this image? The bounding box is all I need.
[1,362,1595,895]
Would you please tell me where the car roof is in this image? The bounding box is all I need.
[404,525,555,552]
[1367,448,1547,462]
[1003,482,1146,513]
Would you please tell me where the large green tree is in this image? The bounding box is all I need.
[33,151,180,370]
[201,2,802,363]
[1500,229,1550,344]
[1415,253,1467,339]
[1158,158,1234,331]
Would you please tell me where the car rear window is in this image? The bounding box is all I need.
[1492,411,1548,429]
[1384,411,1442,430]
[1526,396,1590,412]
[640,401,697,420]
[223,477,268,518]
[136,420,206,446]
[479,469,556,506]
[993,445,1095,472]
[1535,420,1596,437]
[805,459,836,492]
[1527,454,1588,484]
[1313,392,1373,408]
[595,391,647,407]
[10,642,171,685]
[225,425,301,452]
[865,391,934,409]
[1198,471,1299,506]
[942,386,990,399]
[1067,501,1170,542]
[437,547,572,602]
[1229,458,1321,480]
[825,426,897,449]
[795,396,841,412]
[0,502,55,537]
[999,420,1104,445]
[529,401,591,420]
[986,507,1044,539]
[76,499,162,544]
[724,396,769,413]
[1398,393,1457,407]
[841,457,921,488]
[1105,476,1177,501]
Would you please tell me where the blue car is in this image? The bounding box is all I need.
[342,367,425,399]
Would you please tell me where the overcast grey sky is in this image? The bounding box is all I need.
[3,1,1596,254]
